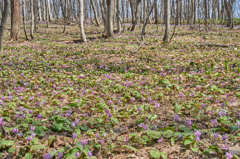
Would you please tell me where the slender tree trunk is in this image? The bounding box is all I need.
[163,0,170,42]
[141,0,156,39]
[90,0,100,26]
[10,0,21,41]
[78,0,87,42]
[22,0,29,40]
[154,0,158,24]
[47,0,53,21]
[38,0,42,21]
[130,0,141,31]
[116,0,122,33]
[30,0,35,39]
[106,0,113,37]
[0,0,9,52]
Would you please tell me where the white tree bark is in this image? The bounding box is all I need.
[79,0,87,42]
[38,0,42,21]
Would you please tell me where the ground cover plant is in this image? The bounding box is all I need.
[0,24,240,159]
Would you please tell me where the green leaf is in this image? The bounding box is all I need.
[160,152,168,159]
[0,140,14,148]
[149,149,161,159]
[174,104,182,113]
[24,153,33,159]
[183,139,193,146]
[30,145,46,151]
[146,130,162,139]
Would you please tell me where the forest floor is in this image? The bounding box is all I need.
[0,24,240,159]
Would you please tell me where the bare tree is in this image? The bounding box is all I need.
[116,0,122,33]
[78,0,87,42]
[0,0,9,52]
[30,0,35,39]
[10,0,21,41]
[163,0,170,42]
[22,0,29,40]
[106,0,113,37]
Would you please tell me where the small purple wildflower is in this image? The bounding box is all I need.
[211,119,218,126]
[44,153,52,159]
[57,152,63,159]
[225,152,233,159]
[187,120,192,127]
[222,134,228,141]
[105,109,112,118]
[219,110,227,117]
[31,126,35,132]
[12,128,19,134]
[213,133,219,140]
[73,133,77,140]
[194,130,201,141]
[174,115,180,122]
[155,103,160,109]
[88,151,93,157]
[75,152,81,158]
[0,117,3,127]
[27,136,32,142]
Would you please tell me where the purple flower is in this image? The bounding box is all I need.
[222,134,228,141]
[211,119,218,126]
[125,136,129,142]
[155,103,160,109]
[80,139,88,147]
[137,107,142,113]
[213,133,219,140]
[29,110,33,114]
[12,128,19,134]
[187,120,192,127]
[88,151,93,157]
[44,153,52,159]
[31,126,35,132]
[31,133,36,137]
[226,152,233,159]
[202,104,206,109]
[105,109,112,118]
[75,152,81,158]
[37,114,42,119]
[0,117,3,127]
[71,122,76,128]
[219,110,227,117]
[27,136,32,142]
[174,115,180,122]
[194,130,201,141]
[179,92,185,98]
[73,133,77,140]
[96,133,99,139]
[57,152,63,159]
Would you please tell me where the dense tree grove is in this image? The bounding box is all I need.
[0,0,238,44]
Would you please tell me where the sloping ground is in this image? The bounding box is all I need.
[0,25,239,159]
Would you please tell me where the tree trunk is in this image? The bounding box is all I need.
[154,0,158,24]
[78,0,87,42]
[116,0,122,33]
[106,0,113,37]
[90,0,100,26]
[38,0,42,21]
[0,0,9,52]
[22,0,29,40]
[130,0,141,31]
[30,0,35,39]
[47,0,53,21]
[163,0,170,42]
[10,0,21,41]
